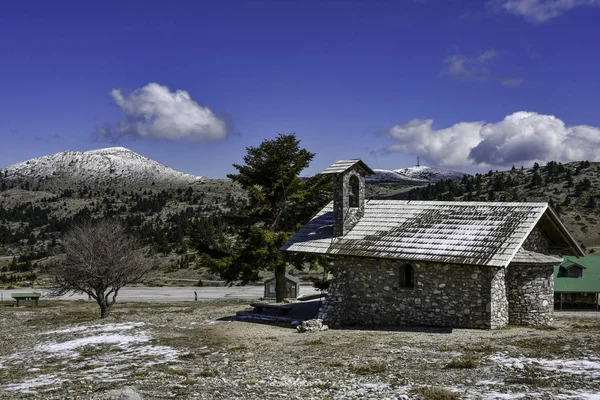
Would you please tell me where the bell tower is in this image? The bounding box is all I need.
[320,160,374,237]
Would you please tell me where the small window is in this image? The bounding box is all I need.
[268,284,275,294]
[349,175,360,208]
[567,266,583,278]
[399,264,414,288]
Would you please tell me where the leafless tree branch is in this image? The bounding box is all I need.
[47,219,157,318]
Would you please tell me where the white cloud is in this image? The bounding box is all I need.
[441,48,502,82]
[97,82,228,142]
[492,0,600,23]
[477,49,500,63]
[385,111,600,169]
[501,77,525,87]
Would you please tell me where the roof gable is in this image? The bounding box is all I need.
[536,206,583,257]
[562,259,586,269]
[282,200,582,267]
[320,159,375,176]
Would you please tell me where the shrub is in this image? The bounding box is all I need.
[351,362,387,375]
[411,386,461,400]
[444,354,478,369]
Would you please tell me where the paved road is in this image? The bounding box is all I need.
[0,285,322,303]
[555,310,600,318]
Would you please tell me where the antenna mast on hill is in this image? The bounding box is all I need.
[416,156,420,167]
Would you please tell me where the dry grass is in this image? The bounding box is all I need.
[443,354,479,369]
[411,386,461,400]
[351,362,387,375]
[0,301,599,399]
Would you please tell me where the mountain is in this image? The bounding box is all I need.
[1,147,205,192]
[394,165,468,182]
[367,166,468,184]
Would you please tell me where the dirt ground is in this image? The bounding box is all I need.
[1,299,599,399]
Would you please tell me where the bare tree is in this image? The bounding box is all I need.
[49,220,156,318]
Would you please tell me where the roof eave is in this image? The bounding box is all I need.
[320,159,375,176]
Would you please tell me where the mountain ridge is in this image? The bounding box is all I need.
[2,147,205,192]
[367,165,468,183]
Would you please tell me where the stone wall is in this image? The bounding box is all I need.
[522,227,550,254]
[505,263,554,326]
[332,167,366,237]
[489,267,509,329]
[318,256,509,329]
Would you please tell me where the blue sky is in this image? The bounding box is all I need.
[2,0,600,177]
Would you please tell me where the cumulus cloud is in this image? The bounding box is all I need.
[96,82,228,143]
[491,0,600,23]
[385,111,600,169]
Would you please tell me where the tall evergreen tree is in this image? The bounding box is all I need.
[210,134,331,301]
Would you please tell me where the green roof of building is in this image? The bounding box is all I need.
[10,292,41,299]
[554,255,600,293]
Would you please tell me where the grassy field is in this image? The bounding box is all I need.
[1,300,599,399]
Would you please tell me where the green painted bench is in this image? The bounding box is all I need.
[11,292,41,307]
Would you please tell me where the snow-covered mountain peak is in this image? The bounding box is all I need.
[87,146,132,154]
[394,165,467,182]
[2,147,206,191]
[367,165,468,183]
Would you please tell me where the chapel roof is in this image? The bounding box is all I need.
[281,200,583,267]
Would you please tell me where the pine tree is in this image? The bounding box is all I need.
[208,134,331,302]
[586,196,597,209]
[531,172,543,187]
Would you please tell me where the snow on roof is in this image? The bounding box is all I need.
[281,200,581,267]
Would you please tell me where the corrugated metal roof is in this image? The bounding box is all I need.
[320,159,375,175]
[554,255,600,293]
[561,259,586,269]
[281,200,555,267]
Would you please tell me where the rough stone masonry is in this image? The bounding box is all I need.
[318,228,554,329]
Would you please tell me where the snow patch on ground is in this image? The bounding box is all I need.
[41,322,144,335]
[35,332,152,356]
[5,375,67,394]
[490,353,600,378]
[1,322,180,394]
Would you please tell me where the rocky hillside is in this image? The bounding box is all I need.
[2,152,600,288]
[1,147,205,192]
[402,161,600,251]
